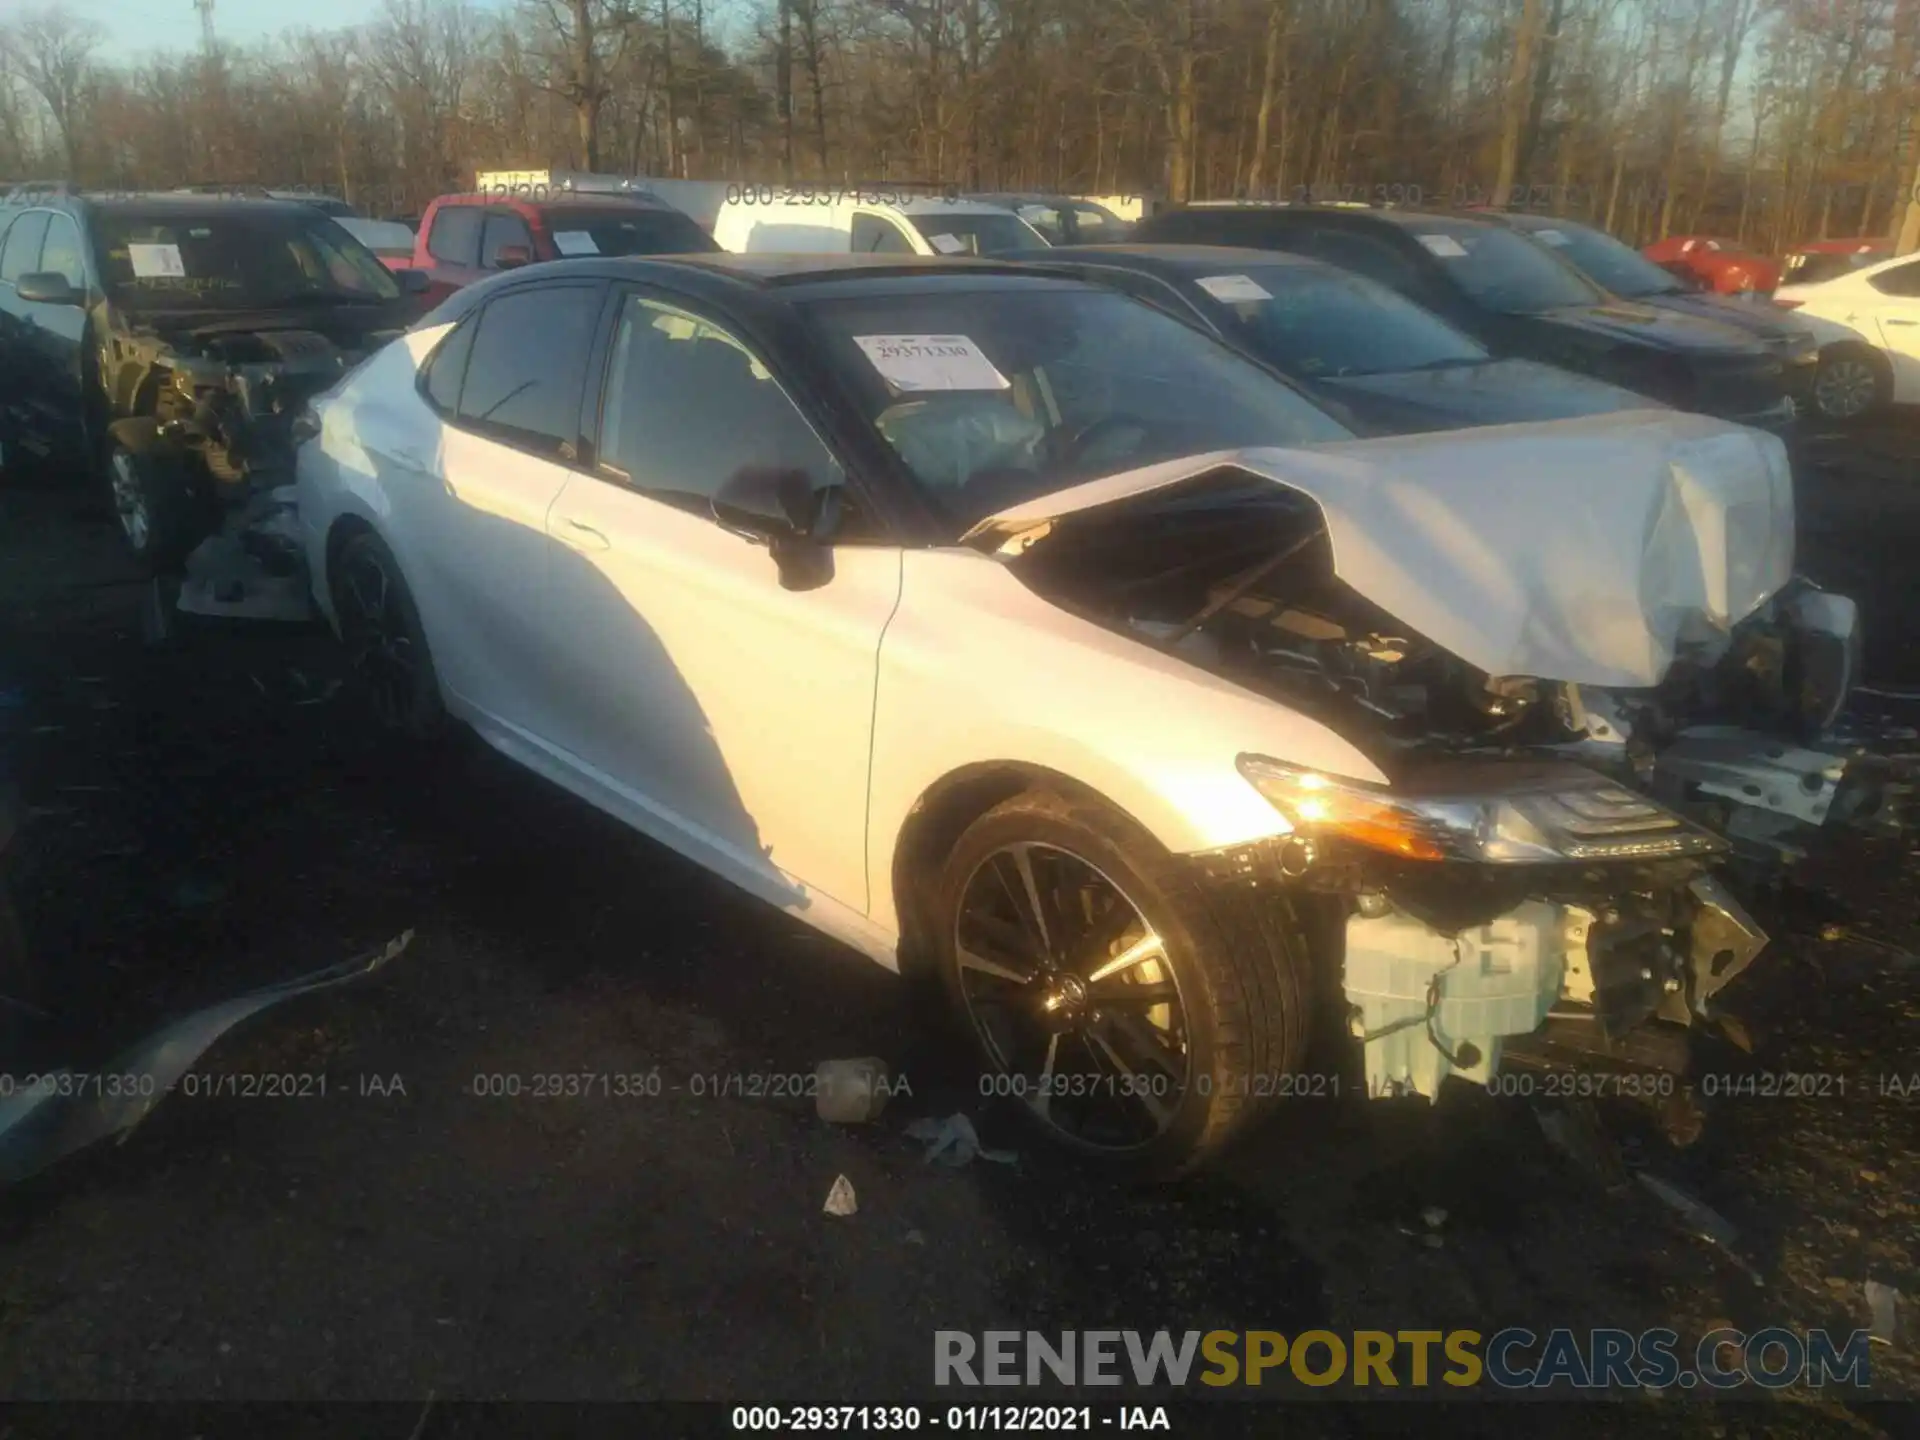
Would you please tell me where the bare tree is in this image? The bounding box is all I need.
[2,5,102,178]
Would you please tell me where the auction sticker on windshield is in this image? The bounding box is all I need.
[854,334,1010,392]
[927,232,968,255]
[1534,229,1570,246]
[1416,234,1469,259]
[1196,273,1274,303]
[553,230,600,256]
[128,243,187,278]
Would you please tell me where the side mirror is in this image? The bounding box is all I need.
[493,244,533,270]
[16,271,82,306]
[396,268,430,294]
[712,466,836,591]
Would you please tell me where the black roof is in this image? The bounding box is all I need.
[1153,203,1506,234]
[426,251,1096,324]
[79,194,331,219]
[1036,243,1324,274]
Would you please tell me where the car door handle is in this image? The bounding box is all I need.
[1887,318,1916,326]
[385,443,432,470]
[556,517,610,550]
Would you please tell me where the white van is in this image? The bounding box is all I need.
[711,195,1050,257]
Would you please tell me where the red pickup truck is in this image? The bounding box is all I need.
[408,190,719,303]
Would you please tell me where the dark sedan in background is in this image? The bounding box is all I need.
[1034,244,1654,435]
[1482,212,1820,414]
[1131,205,1798,433]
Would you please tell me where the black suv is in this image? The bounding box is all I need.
[0,188,431,569]
[1132,205,1798,433]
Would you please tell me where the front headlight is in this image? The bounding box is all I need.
[1237,755,1725,864]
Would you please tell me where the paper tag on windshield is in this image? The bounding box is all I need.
[1196,273,1273,303]
[853,335,1009,392]
[927,233,967,255]
[1533,228,1569,246]
[552,230,600,256]
[1416,234,1469,259]
[128,243,186,278]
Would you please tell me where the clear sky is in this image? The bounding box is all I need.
[65,0,404,62]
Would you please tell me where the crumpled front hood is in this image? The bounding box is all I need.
[964,410,1795,689]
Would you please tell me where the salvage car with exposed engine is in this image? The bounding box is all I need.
[296,253,1887,1177]
[0,189,433,569]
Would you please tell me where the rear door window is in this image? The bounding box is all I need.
[453,283,604,458]
[426,206,482,266]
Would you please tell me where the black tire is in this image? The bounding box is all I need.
[104,438,211,573]
[333,529,447,742]
[930,788,1313,1179]
[1809,342,1892,424]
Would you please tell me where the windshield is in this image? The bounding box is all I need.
[909,212,1049,256]
[539,206,718,257]
[1417,222,1604,313]
[1520,220,1684,298]
[1192,264,1489,377]
[801,283,1352,532]
[92,208,401,309]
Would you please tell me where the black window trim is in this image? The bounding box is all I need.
[424,277,608,464]
[415,310,479,419]
[479,208,536,270]
[0,207,54,288]
[36,210,90,290]
[850,211,916,254]
[425,203,484,267]
[584,279,910,544]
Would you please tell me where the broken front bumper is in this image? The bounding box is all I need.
[1343,873,1765,1102]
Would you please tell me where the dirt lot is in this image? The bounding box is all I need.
[0,426,1916,1431]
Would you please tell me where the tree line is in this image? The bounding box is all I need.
[1,0,1914,252]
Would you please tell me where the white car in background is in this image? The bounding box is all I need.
[1774,250,1920,421]
[296,252,1880,1177]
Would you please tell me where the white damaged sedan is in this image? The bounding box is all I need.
[295,253,1881,1175]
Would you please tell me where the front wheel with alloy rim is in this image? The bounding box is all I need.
[106,441,208,572]
[1810,342,1892,423]
[333,530,447,742]
[931,788,1313,1178]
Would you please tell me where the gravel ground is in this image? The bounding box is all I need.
[0,425,1915,1432]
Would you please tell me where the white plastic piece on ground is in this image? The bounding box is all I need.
[1343,901,1590,1100]
[1865,1281,1899,1346]
[961,412,1795,689]
[823,1174,859,1216]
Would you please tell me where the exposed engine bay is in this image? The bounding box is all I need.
[993,451,1907,1119]
[105,316,400,496]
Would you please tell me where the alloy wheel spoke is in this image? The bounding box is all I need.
[1100,1010,1185,1081]
[997,844,1054,959]
[955,940,1039,986]
[1085,929,1165,984]
[1085,1025,1174,1130]
[1092,980,1179,1007]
